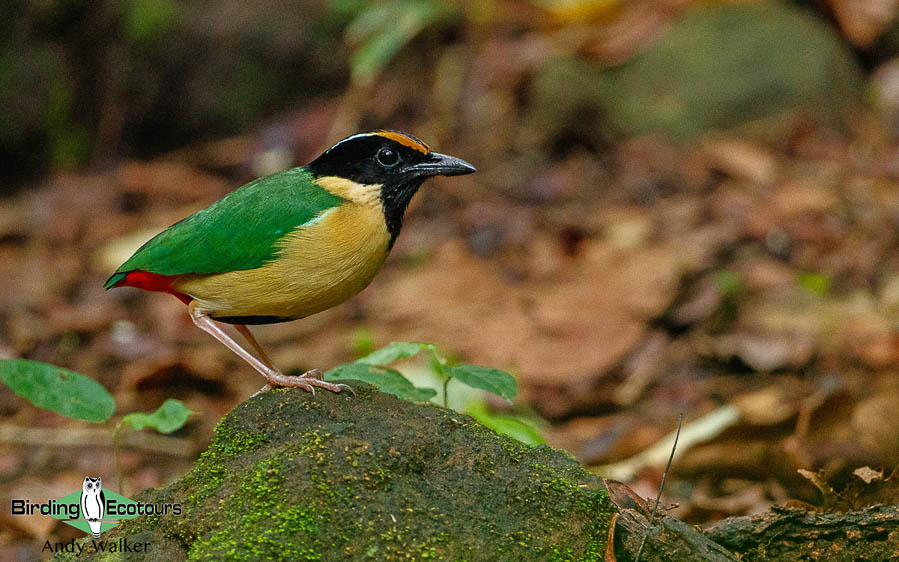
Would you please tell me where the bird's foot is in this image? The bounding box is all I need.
[251,369,355,397]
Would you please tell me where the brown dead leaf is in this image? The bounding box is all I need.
[371,238,655,389]
[580,0,688,65]
[851,394,899,458]
[677,440,773,479]
[733,384,801,426]
[714,332,814,372]
[543,415,665,465]
[604,479,651,516]
[853,466,883,484]
[668,277,722,327]
[613,331,668,405]
[740,258,796,291]
[827,0,897,47]
[367,239,534,372]
[7,248,83,308]
[45,300,120,336]
[795,463,899,510]
[541,416,615,459]
[702,137,779,186]
[117,160,228,202]
[835,313,897,369]
[772,180,839,218]
[522,226,731,387]
[797,468,838,503]
[691,480,769,515]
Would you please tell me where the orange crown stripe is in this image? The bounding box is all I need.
[375,131,430,154]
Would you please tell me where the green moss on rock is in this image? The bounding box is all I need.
[54,385,615,561]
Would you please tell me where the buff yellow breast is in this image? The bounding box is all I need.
[172,177,390,321]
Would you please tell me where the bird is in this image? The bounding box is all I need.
[105,130,475,395]
[80,476,105,538]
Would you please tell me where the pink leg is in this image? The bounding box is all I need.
[187,302,350,395]
[234,324,341,388]
[233,324,276,368]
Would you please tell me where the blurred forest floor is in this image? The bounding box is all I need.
[4,0,899,555]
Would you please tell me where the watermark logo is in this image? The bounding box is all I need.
[10,475,182,554]
[78,476,107,537]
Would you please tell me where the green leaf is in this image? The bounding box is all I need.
[712,270,743,297]
[329,0,369,17]
[448,364,517,403]
[0,359,114,422]
[344,2,396,42]
[356,341,435,366]
[428,349,449,377]
[121,398,193,434]
[797,272,831,295]
[466,402,544,446]
[351,328,376,357]
[350,23,413,86]
[345,0,453,86]
[324,363,436,402]
[125,0,180,44]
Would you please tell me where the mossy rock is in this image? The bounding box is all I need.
[529,2,863,143]
[56,385,615,561]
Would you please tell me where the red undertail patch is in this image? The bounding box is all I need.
[118,270,192,305]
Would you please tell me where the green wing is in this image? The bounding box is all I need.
[105,167,344,288]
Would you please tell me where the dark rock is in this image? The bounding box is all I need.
[57,385,615,560]
[529,3,863,143]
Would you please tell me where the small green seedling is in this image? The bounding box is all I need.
[465,402,545,446]
[325,361,438,402]
[325,341,537,443]
[0,360,194,494]
[0,359,114,423]
[1,341,532,451]
[325,341,517,405]
[114,399,194,494]
[119,398,194,434]
[325,342,439,401]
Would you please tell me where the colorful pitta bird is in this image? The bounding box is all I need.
[105,131,475,394]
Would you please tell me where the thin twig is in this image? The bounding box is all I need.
[113,421,125,497]
[634,413,684,562]
[0,424,196,456]
[596,405,737,481]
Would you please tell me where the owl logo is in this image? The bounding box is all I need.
[80,476,106,538]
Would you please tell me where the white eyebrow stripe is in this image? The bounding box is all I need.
[324,131,430,155]
[325,133,380,153]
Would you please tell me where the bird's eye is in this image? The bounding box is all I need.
[376,147,400,168]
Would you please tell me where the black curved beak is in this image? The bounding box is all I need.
[409,152,477,177]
